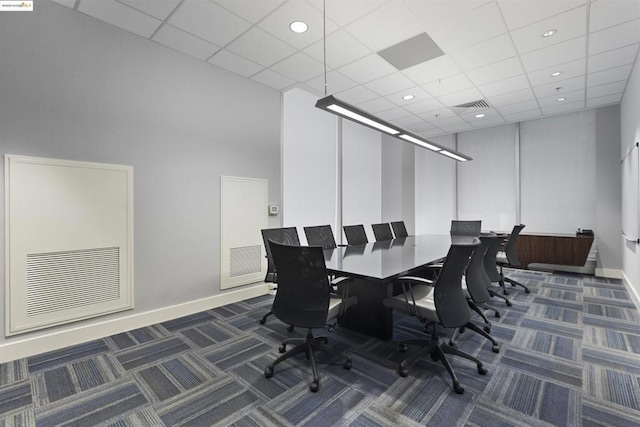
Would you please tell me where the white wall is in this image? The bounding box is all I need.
[282,88,338,243]
[0,2,280,354]
[621,51,640,299]
[381,135,415,233]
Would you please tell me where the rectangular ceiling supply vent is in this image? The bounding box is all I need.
[453,99,491,109]
[378,33,445,70]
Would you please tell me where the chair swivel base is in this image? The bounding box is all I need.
[506,277,531,293]
[264,330,351,392]
[449,321,500,353]
[259,311,294,331]
[488,289,512,306]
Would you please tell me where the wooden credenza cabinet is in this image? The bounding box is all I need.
[514,233,595,269]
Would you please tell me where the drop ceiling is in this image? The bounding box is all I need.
[51,0,640,137]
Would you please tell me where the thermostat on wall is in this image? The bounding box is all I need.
[268,205,279,216]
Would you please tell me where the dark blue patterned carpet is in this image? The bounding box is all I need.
[2,270,640,426]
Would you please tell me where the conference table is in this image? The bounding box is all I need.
[323,234,477,340]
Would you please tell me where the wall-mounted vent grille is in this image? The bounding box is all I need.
[26,247,120,317]
[453,99,491,109]
[229,245,261,278]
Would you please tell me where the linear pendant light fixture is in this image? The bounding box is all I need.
[315,95,472,161]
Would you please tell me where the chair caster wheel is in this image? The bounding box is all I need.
[430,351,439,362]
[453,383,464,394]
[483,326,491,333]
[287,325,294,332]
[259,318,266,325]
[310,381,319,392]
[525,289,531,294]
[399,343,408,353]
[492,345,500,353]
[503,290,509,295]
[478,365,488,375]
[278,345,286,353]
[321,337,329,344]
[448,340,458,348]
[398,366,408,377]
[264,366,274,378]
[506,300,513,307]
[343,358,352,369]
[494,312,501,318]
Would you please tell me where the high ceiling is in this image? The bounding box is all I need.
[51,0,640,137]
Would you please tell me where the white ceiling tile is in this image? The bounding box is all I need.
[589,0,640,32]
[258,0,338,50]
[588,64,633,87]
[588,43,639,72]
[337,54,397,83]
[308,0,387,27]
[469,115,506,128]
[402,55,462,85]
[488,87,536,107]
[479,74,531,98]
[429,2,508,52]
[226,27,297,67]
[50,0,76,8]
[449,34,518,70]
[394,114,427,128]
[466,57,524,86]
[78,0,162,38]
[344,2,425,51]
[586,93,623,107]
[356,97,398,114]
[270,52,324,81]
[496,99,540,115]
[503,109,543,122]
[423,74,474,97]
[406,0,490,29]
[541,99,586,115]
[364,73,415,96]
[533,76,585,97]
[403,98,444,115]
[498,0,586,30]
[510,6,587,54]
[251,68,294,90]
[439,88,485,107]
[408,121,438,133]
[305,70,357,95]
[304,30,371,69]
[589,19,640,55]
[118,0,181,20]
[377,107,414,122]
[520,37,586,72]
[538,89,584,107]
[208,50,264,77]
[153,25,220,60]
[213,0,284,24]
[527,58,586,86]
[439,121,474,133]
[433,116,468,127]
[335,85,379,104]
[169,0,251,46]
[587,80,627,98]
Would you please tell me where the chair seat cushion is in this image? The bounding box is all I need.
[327,295,357,322]
[383,284,439,322]
[496,251,508,264]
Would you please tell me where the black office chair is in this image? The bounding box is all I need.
[451,233,501,353]
[450,220,482,236]
[496,224,530,294]
[391,220,409,238]
[483,233,512,306]
[304,224,337,249]
[259,227,300,326]
[264,241,357,392]
[372,222,394,241]
[343,224,368,245]
[383,241,487,395]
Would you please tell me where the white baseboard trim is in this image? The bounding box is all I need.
[594,268,623,279]
[621,271,640,312]
[0,283,270,363]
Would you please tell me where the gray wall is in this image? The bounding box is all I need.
[0,1,281,343]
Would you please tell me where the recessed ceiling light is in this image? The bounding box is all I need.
[289,21,308,33]
[551,71,563,77]
[557,97,566,102]
[402,94,415,100]
[542,29,557,37]
[474,113,486,118]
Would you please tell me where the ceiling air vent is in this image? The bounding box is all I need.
[453,99,491,109]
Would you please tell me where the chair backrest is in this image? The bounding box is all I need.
[433,241,479,328]
[504,224,525,267]
[391,221,408,238]
[304,224,337,249]
[268,241,330,329]
[464,234,493,304]
[450,220,482,237]
[261,227,300,282]
[372,222,394,241]
[343,224,368,245]
[483,233,502,283]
